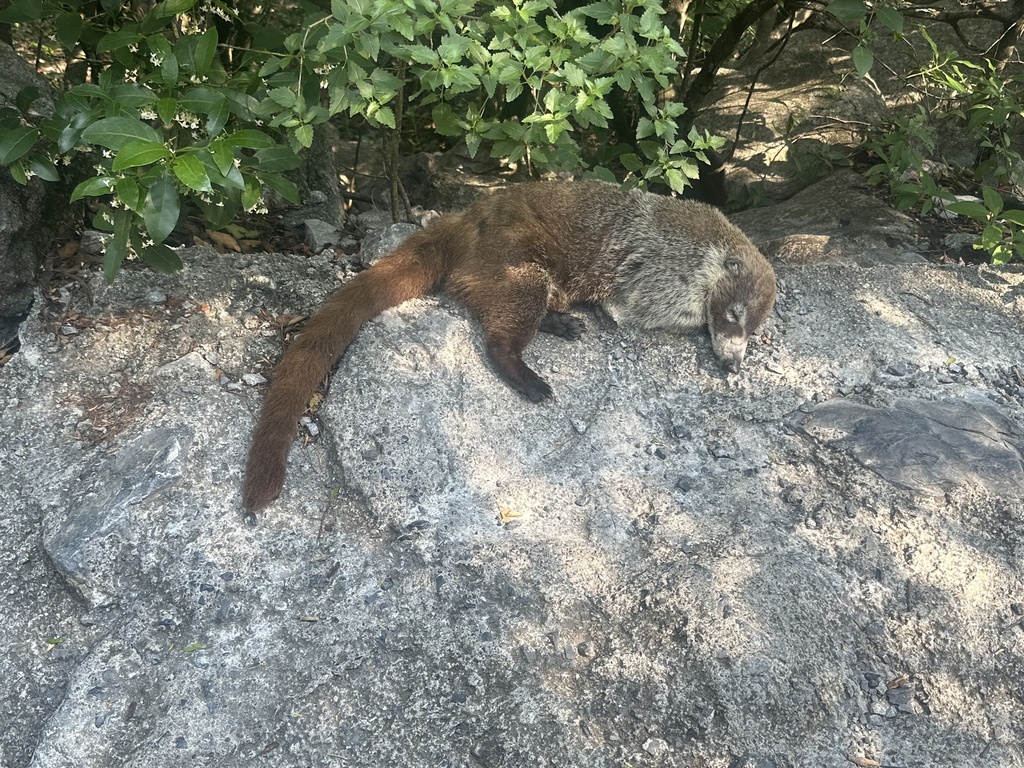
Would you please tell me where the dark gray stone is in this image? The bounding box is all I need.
[303,218,341,251]
[792,398,1024,497]
[43,429,193,606]
[358,222,420,267]
[0,43,62,347]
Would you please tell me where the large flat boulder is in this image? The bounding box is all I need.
[2,242,1023,768]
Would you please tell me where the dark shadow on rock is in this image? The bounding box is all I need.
[791,398,1024,498]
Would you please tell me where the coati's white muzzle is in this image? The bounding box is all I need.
[711,332,749,374]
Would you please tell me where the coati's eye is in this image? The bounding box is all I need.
[726,310,738,323]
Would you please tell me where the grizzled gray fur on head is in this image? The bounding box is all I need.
[603,190,777,373]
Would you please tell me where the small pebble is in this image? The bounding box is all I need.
[863,621,884,638]
[241,373,268,386]
[886,362,909,376]
[676,477,695,492]
[643,738,669,757]
[671,424,690,439]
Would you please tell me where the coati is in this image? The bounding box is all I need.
[243,180,776,511]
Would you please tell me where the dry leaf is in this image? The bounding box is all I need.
[207,229,242,252]
[499,508,522,524]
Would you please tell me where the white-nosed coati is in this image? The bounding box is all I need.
[243,180,776,511]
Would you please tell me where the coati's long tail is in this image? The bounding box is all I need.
[242,232,446,511]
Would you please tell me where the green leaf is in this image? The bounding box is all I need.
[104,208,132,283]
[143,175,180,243]
[71,176,115,202]
[108,84,159,108]
[56,11,83,51]
[172,153,212,192]
[371,105,395,129]
[875,6,903,34]
[1001,210,1024,227]
[179,87,226,115]
[156,53,178,85]
[242,175,261,210]
[198,195,240,229]
[81,117,162,150]
[268,87,298,109]
[0,126,37,165]
[115,177,143,211]
[112,139,171,171]
[665,168,686,193]
[827,0,868,22]
[206,98,230,137]
[852,45,874,77]
[982,223,1003,248]
[0,0,42,23]
[253,146,300,173]
[176,28,218,77]
[209,139,235,176]
[156,97,177,126]
[944,200,989,221]
[194,28,218,77]
[259,172,300,204]
[15,86,42,115]
[8,159,27,185]
[97,29,144,54]
[294,123,314,148]
[224,91,260,121]
[981,186,1003,215]
[152,0,196,18]
[136,241,183,272]
[27,155,60,182]
[224,129,277,149]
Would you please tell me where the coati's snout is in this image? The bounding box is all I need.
[708,308,751,373]
[706,250,777,374]
[711,330,749,373]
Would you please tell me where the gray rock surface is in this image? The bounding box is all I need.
[0,43,62,347]
[731,171,924,266]
[304,218,342,252]
[2,231,1024,768]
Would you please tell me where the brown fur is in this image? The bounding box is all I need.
[243,181,776,511]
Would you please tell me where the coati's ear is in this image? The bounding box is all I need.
[724,256,741,274]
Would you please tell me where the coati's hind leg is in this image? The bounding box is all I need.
[539,310,585,340]
[453,264,555,401]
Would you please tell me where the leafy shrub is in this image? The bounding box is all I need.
[0,0,303,280]
[0,0,738,279]
[830,0,1024,263]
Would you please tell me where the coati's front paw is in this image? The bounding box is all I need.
[520,372,553,402]
[539,310,585,340]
